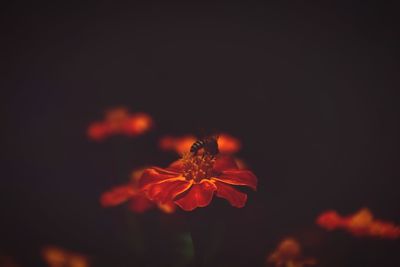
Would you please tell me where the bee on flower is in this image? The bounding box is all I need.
[159,133,241,155]
[159,133,248,169]
[139,136,257,211]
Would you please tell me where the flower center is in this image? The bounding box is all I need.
[181,153,215,182]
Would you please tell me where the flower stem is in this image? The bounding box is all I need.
[187,207,224,267]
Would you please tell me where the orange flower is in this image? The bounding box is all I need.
[159,133,241,155]
[316,208,400,239]
[100,168,175,214]
[139,153,257,211]
[87,108,153,141]
[267,238,316,267]
[42,246,89,267]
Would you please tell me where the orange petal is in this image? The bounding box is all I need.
[139,167,182,188]
[128,194,155,213]
[145,178,192,204]
[100,185,137,207]
[213,155,239,173]
[218,133,241,154]
[214,169,257,190]
[214,181,247,208]
[174,180,217,211]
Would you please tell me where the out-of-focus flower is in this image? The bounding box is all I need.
[139,152,257,211]
[267,238,316,267]
[87,107,153,141]
[316,208,400,239]
[316,210,344,230]
[159,133,241,155]
[100,168,175,214]
[41,246,89,267]
[159,135,196,155]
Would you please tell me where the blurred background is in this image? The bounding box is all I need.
[1,1,399,267]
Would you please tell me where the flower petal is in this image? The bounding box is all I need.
[145,177,192,204]
[100,185,137,207]
[139,167,181,188]
[214,181,247,208]
[213,155,238,173]
[128,194,155,213]
[218,133,241,154]
[214,170,258,190]
[174,180,217,211]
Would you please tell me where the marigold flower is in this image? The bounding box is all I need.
[267,238,316,267]
[316,208,400,239]
[41,246,89,267]
[159,133,241,155]
[139,153,257,211]
[87,108,153,141]
[100,168,175,214]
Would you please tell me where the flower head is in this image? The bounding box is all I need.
[267,238,316,267]
[87,108,153,141]
[41,246,89,267]
[316,208,400,239]
[139,151,257,211]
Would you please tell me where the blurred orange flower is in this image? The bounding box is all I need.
[159,133,241,155]
[316,208,400,239]
[267,238,316,267]
[100,168,175,214]
[42,246,89,267]
[139,153,257,211]
[87,107,153,141]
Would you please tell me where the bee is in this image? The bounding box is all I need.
[190,135,219,157]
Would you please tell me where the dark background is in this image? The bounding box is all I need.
[1,1,399,267]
